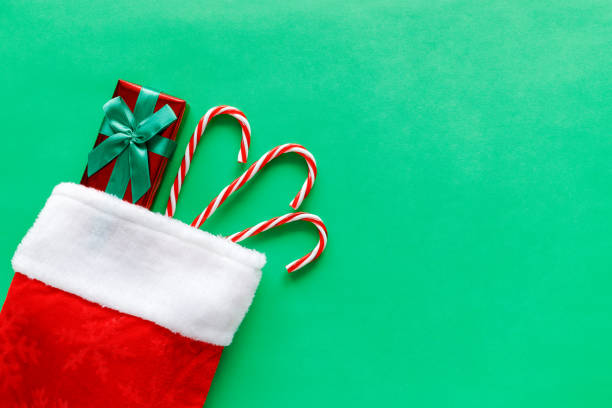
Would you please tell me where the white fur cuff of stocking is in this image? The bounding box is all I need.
[11,183,266,346]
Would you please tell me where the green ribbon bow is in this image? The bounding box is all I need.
[87,89,177,202]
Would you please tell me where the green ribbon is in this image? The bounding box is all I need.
[87,88,177,202]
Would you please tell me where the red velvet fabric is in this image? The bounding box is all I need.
[0,273,223,407]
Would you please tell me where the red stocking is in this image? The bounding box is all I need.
[0,183,265,407]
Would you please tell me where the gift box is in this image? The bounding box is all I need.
[81,80,186,209]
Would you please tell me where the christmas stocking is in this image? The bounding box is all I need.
[0,183,265,407]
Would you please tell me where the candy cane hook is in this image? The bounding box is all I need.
[191,143,317,229]
[165,105,251,217]
[227,212,328,273]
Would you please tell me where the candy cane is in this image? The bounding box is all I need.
[190,143,317,229]
[165,105,251,217]
[228,212,328,273]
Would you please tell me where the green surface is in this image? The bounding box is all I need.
[2,1,612,406]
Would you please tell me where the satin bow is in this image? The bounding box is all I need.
[87,96,177,202]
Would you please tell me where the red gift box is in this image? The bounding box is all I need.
[81,80,186,209]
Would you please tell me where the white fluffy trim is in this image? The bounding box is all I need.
[12,183,266,346]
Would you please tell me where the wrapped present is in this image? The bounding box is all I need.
[81,80,186,208]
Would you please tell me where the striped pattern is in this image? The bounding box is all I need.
[190,143,317,229]
[227,212,328,273]
[165,105,251,217]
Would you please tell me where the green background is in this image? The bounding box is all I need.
[2,1,612,406]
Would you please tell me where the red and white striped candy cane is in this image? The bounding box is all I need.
[227,212,328,273]
[190,143,317,229]
[165,105,251,217]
